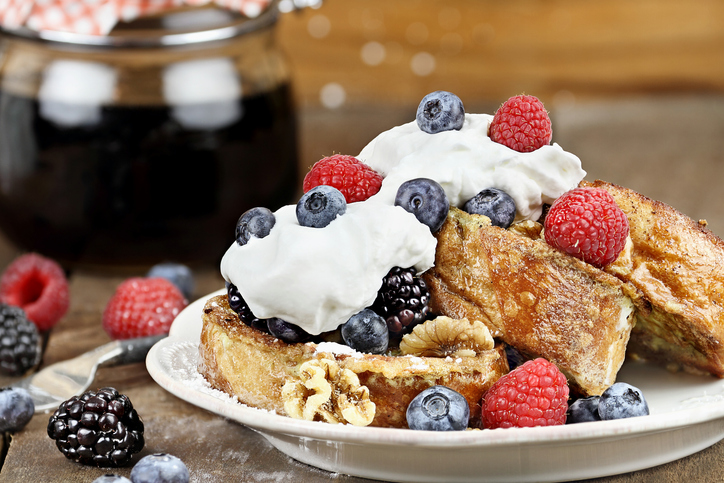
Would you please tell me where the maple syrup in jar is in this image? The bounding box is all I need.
[0,7,298,267]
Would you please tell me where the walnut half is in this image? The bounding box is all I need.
[399,316,494,357]
[281,358,376,426]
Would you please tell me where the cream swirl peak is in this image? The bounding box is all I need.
[220,111,586,335]
[358,113,586,222]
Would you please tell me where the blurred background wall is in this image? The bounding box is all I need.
[275,0,724,234]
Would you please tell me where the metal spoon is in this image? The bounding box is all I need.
[7,334,166,413]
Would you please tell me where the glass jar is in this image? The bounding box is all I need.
[0,4,298,268]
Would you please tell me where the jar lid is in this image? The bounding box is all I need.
[0,0,273,40]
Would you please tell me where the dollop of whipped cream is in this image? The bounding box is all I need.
[221,112,586,335]
[358,113,586,221]
[221,201,436,335]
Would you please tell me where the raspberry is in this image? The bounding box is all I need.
[0,253,70,331]
[102,277,187,340]
[489,95,552,152]
[303,154,383,203]
[481,358,569,429]
[544,187,629,267]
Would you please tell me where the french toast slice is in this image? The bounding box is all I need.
[423,207,636,396]
[585,180,724,377]
[198,294,509,428]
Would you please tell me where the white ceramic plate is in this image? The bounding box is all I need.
[147,290,724,483]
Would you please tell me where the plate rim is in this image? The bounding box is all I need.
[148,290,724,449]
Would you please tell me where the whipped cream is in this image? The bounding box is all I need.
[221,201,436,335]
[221,112,586,335]
[358,114,586,221]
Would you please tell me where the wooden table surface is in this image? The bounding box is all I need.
[1,94,724,482]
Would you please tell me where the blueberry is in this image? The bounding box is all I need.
[416,91,465,134]
[0,387,34,432]
[130,453,189,483]
[147,263,194,299]
[225,281,243,313]
[235,207,276,246]
[92,475,132,483]
[504,345,524,370]
[267,318,311,343]
[463,188,517,228]
[395,178,449,233]
[296,185,347,228]
[598,382,649,420]
[566,396,602,424]
[341,309,389,354]
[406,386,469,431]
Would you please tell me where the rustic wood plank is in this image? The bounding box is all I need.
[277,0,724,106]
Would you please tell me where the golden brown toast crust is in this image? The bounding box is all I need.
[423,208,636,396]
[198,295,509,428]
[585,180,724,377]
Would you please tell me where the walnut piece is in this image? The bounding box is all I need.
[281,358,376,426]
[399,316,494,357]
[509,220,543,239]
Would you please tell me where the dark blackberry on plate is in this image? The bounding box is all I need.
[372,266,430,336]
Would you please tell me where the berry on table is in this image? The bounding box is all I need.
[481,358,569,429]
[102,278,187,340]
[566,396,602,424]
[0,252,70,331]
[303,154,383,203]
[394,178,449,233]
[296,185,347,228]
[463,188,517,228]
[234,207,276,246]
[544,187,629,267]
[341,309,389,354]
[47,387,144,467]
[598,382,649,420]
[406,386,470,431]
[416,91,465,134]
[489,94,552,152]
[92,475,133,483]
[0,303,41,375]
[130,453,190,483]
[372,266,430,336]
[0,387,34,432]
[146,263,195,300]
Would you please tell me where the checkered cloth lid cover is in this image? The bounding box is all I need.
[0,0,272,36]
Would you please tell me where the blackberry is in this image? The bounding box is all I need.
[372,267,430,336]
[0,303,41,376]
[47,387,145,467]
[225,282,269,333]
